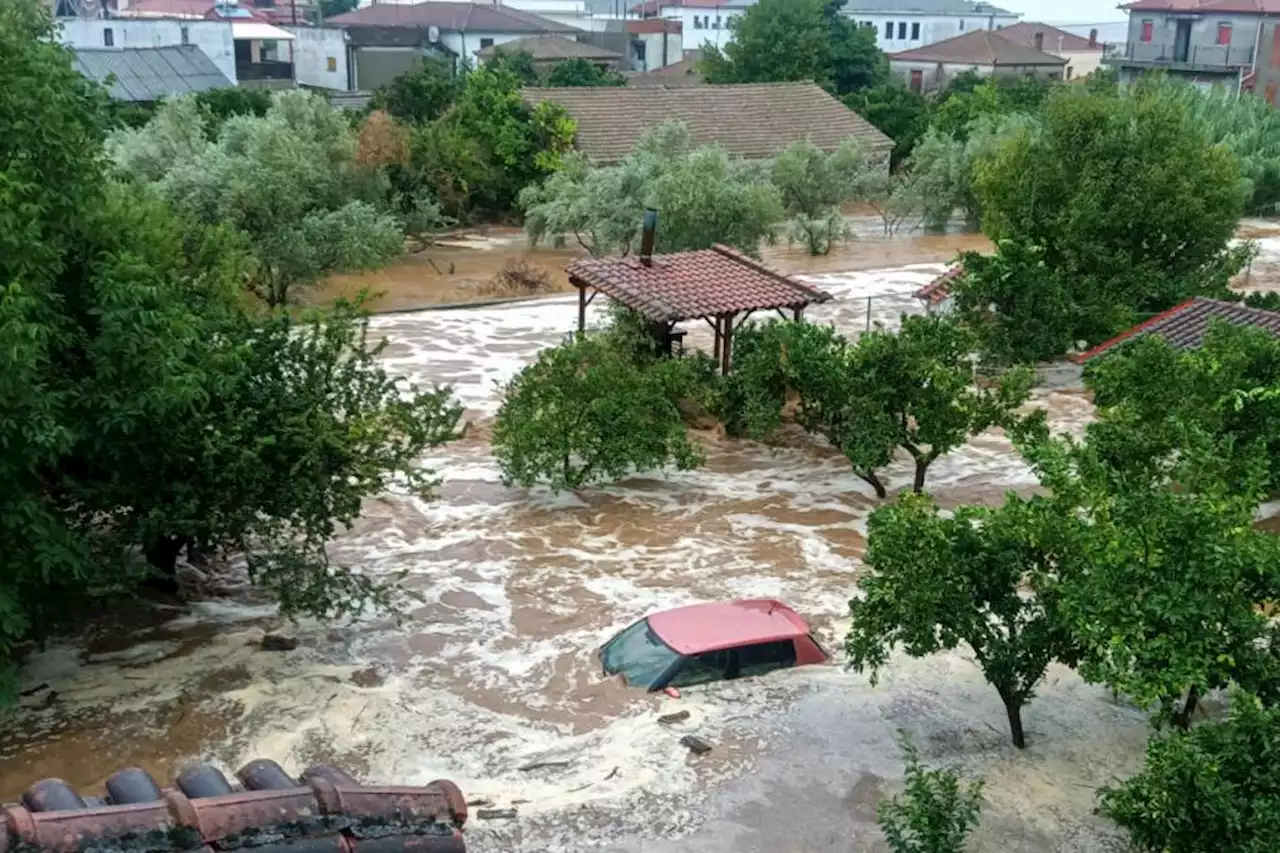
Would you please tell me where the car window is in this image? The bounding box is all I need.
[738,640,797,678]
[668,649,731,688]
[600,618,680,690]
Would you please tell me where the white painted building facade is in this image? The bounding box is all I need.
[842,1,1018,53]
[59,18,239,84]
[280,26,350,90]
[656,1,753,50]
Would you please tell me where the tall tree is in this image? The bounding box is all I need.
[543,58,626,87]
[965,85,1250,353]
[771,138,881,255]
[369,57,460,125]
[846,494,1081,748]
[845,83,931,166]
[699,0,886,96]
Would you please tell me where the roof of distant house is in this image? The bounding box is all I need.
[628,49,704,85]
[627,18,682,34]
[72,45,234,102]
[117,0,310,24]
[996,21,1103,51]
[522,82,892,164]
[568,244,831,323]
[328,2,575,33]
[1072,297,1280,362]
[842,0,1014,13]
[1122,0,1280,11]
[629,0,754,14]
[914,265,962,306]
[889,29,1066,65]
[474,34,622,61]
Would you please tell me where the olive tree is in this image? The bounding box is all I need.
[847,494,1080,748]
[771,138,881,255]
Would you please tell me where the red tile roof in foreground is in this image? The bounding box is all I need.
[567,244,831,321]
[1072,297,1280,363]
[914,264,963,306]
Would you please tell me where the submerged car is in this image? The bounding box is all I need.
[599,599,827,691]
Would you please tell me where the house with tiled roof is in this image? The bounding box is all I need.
[842,0,1019,53]
[522,82,893,165]
[475,34,624,68]
[327,2,577,89]
[1072,298,1280,363]
[995,21,1105,81]
[888,28,1065,92]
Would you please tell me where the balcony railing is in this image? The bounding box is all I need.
[1104,40,1254,69]
[236,60,294,81]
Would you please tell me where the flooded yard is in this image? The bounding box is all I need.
[2,220,1279,852]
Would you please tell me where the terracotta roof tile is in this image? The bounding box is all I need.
[475,34,622,60]
[328,2,573,33]
[996,22,1103,52]
[914,265,962,305]
[567,244,831,321]
[1073,297,1280,362]
[889,30,1066,65]
[523,82,893,164]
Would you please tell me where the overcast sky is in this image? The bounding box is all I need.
[1001,0,1128,25]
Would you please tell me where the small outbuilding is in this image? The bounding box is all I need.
[1072,297,1280,363]
[71,45,234,102]
[888,29,1066,93]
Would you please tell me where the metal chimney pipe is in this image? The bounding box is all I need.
[639,208,657,267]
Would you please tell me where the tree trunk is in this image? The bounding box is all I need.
[999,688,1027,749]
[912,456,930,493]
[144,536,186,575]
[859,470,887,499]
[1172,685,1200,730]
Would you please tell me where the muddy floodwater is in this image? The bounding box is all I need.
[4,222,1280,852]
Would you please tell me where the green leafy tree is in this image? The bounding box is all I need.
[370,58,460,124]
[106,95,209,182]
[967,85,1250,354]
[319,0,358,18]
[1021,427,1280,726]
[878,733,985,853]
[772,138,880,255]
[192,86,272,136]
[113,90,404,306]
[492,334,704,490]
[406,120,499,220]
[722,316,1033,496]
[906,115,1030,233]
[486,48,541,86]
[847,494,1081,748]
[699,0,886,96]
[543,58,626,87]
[845,83,931,166]
[1098,692,1280,853]
[521,121,782,257]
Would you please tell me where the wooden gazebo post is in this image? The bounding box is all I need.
[719,311,737,375]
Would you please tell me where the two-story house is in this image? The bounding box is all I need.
[843,0,1019,54]
[629,0,756,51]
[1104,0,1272,93]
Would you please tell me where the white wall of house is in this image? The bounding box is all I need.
[1055,47,1102,80]
[889,58,1061,92]
[846,12,1019,53]
[59,18,238,84]
[633,29,683,69]
[446,30,542,62]
[662,4,749,50]
[282,26,349,90]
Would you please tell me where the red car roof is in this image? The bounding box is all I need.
[646,599,811,656]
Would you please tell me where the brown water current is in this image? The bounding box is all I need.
[3,222,1280,852]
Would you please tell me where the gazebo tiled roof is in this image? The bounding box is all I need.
[1072,297,1280,363]
[914,264,962,306]
[567,244,831,322]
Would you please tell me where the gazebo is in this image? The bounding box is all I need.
[566,243,832,373]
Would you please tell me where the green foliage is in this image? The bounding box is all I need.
[931,77,1054,140]
[370,58,460,125]
[0,0,464,681]
[845,83,931,166]
[847,494,1080,748]
[966,85,1249,357]
[112,90,403,306]
[492,333,705,491]
[1020,425,1280,724]
[722,316,1032,496]
[192,86,271,136]
[1098,693,1280,853]
[543,58,626,87]
[877,733,985,853]
[319,0,358,17]
[699,0,887,96]
[906,115,1030,233]
[772,138,881,255]
[486,49,541,86]
[1084,324,1280,492]
[406,120,499,220]
[521,121,783,257]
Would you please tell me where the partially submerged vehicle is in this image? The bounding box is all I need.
[599,599,827,691]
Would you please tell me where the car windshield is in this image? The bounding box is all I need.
[600,618,680,690]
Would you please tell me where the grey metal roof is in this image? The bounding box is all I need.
[72,45,234,102]
[841,0,1015,14]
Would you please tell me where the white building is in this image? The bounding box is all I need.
[631,0,754,50]
[59,18,240,84]
[842,0,1019,54]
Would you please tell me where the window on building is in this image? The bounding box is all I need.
[911,21,920,40]
[1140,19,1153,42]
[897,21,907,39]
[180,25,189,45]
[327,56,337,72]
[1065,65,1074,80]
[713,14,720,28]
[885,21,893,39]
[694,14,704,29]
[479,37,494,48]
[1218,23,1232,45]
[103,27,113,46]
[959,19,965,30]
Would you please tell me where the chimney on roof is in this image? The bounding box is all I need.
[1034,31,1044,50]
[1089,28,1098,47]
[639,208,657,267]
